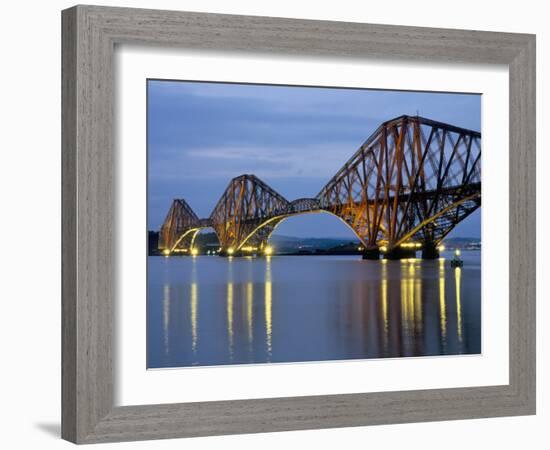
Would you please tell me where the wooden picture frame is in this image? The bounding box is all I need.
[62,5,536,444]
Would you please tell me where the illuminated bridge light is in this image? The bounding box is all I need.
[380,246,388,253]
[162,249,170,257]
[400,242,421,249]
[227,248,234,255]
[438,244,446,251]
[264,245,273,255]
[191,248,198,256]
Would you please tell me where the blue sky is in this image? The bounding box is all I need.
[148,80,481,239]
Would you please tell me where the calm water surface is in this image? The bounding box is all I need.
[147,252,481,368]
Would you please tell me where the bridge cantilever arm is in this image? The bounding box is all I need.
[392,192,481,249]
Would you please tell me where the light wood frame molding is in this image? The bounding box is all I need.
[62,5,536,444]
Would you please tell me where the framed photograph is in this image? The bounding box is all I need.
[62,5,535,444]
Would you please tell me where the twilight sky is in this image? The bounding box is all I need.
[147,80,481,239]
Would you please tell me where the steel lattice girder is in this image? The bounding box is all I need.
[317,115,481,249]
[209,174,290,251]
[158,115,481,253]
[158,199,202,252]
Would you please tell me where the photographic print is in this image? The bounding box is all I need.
[147,80,481,369]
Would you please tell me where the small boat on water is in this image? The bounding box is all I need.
[451,249,463,268]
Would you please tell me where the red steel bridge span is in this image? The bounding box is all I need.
[158,115,481,260]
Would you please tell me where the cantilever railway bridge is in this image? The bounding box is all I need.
[158,115,481,259]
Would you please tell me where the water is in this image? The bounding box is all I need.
[147,252,481,368]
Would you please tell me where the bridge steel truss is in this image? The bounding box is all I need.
[158,198,203,254]
[317,115,481,257]
[209,175,290,254]
[157,115,481,259]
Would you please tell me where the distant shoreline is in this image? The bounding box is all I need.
[147,230,480,257]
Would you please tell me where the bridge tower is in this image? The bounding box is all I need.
[209,174,290,255]
[158,199,203,255]
[317,115,481,259]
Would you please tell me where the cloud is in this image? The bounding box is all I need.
[149,140,359,184]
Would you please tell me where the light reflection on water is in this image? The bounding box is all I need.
[147,252,480,368]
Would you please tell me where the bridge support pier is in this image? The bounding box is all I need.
[362,248,380,260]
[383,247,417,260]
[421,244,440,260]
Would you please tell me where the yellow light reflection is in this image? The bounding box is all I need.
[401,264,412,354]
[226,257,235,360]
[246,282,254,346]
[439,259,447,350]
[414,263,423,334]
[408,262,416,333]
[227,271,234,360]
[381,261,388,353]
[190,263,198,355]
[265,256,273,360]
[455,267,463,344]
[163,284,170,354]
[401,258,423,355]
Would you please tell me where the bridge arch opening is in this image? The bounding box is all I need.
[257,210,366,255]
[168,226,221,256]
[191,227,221,255]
